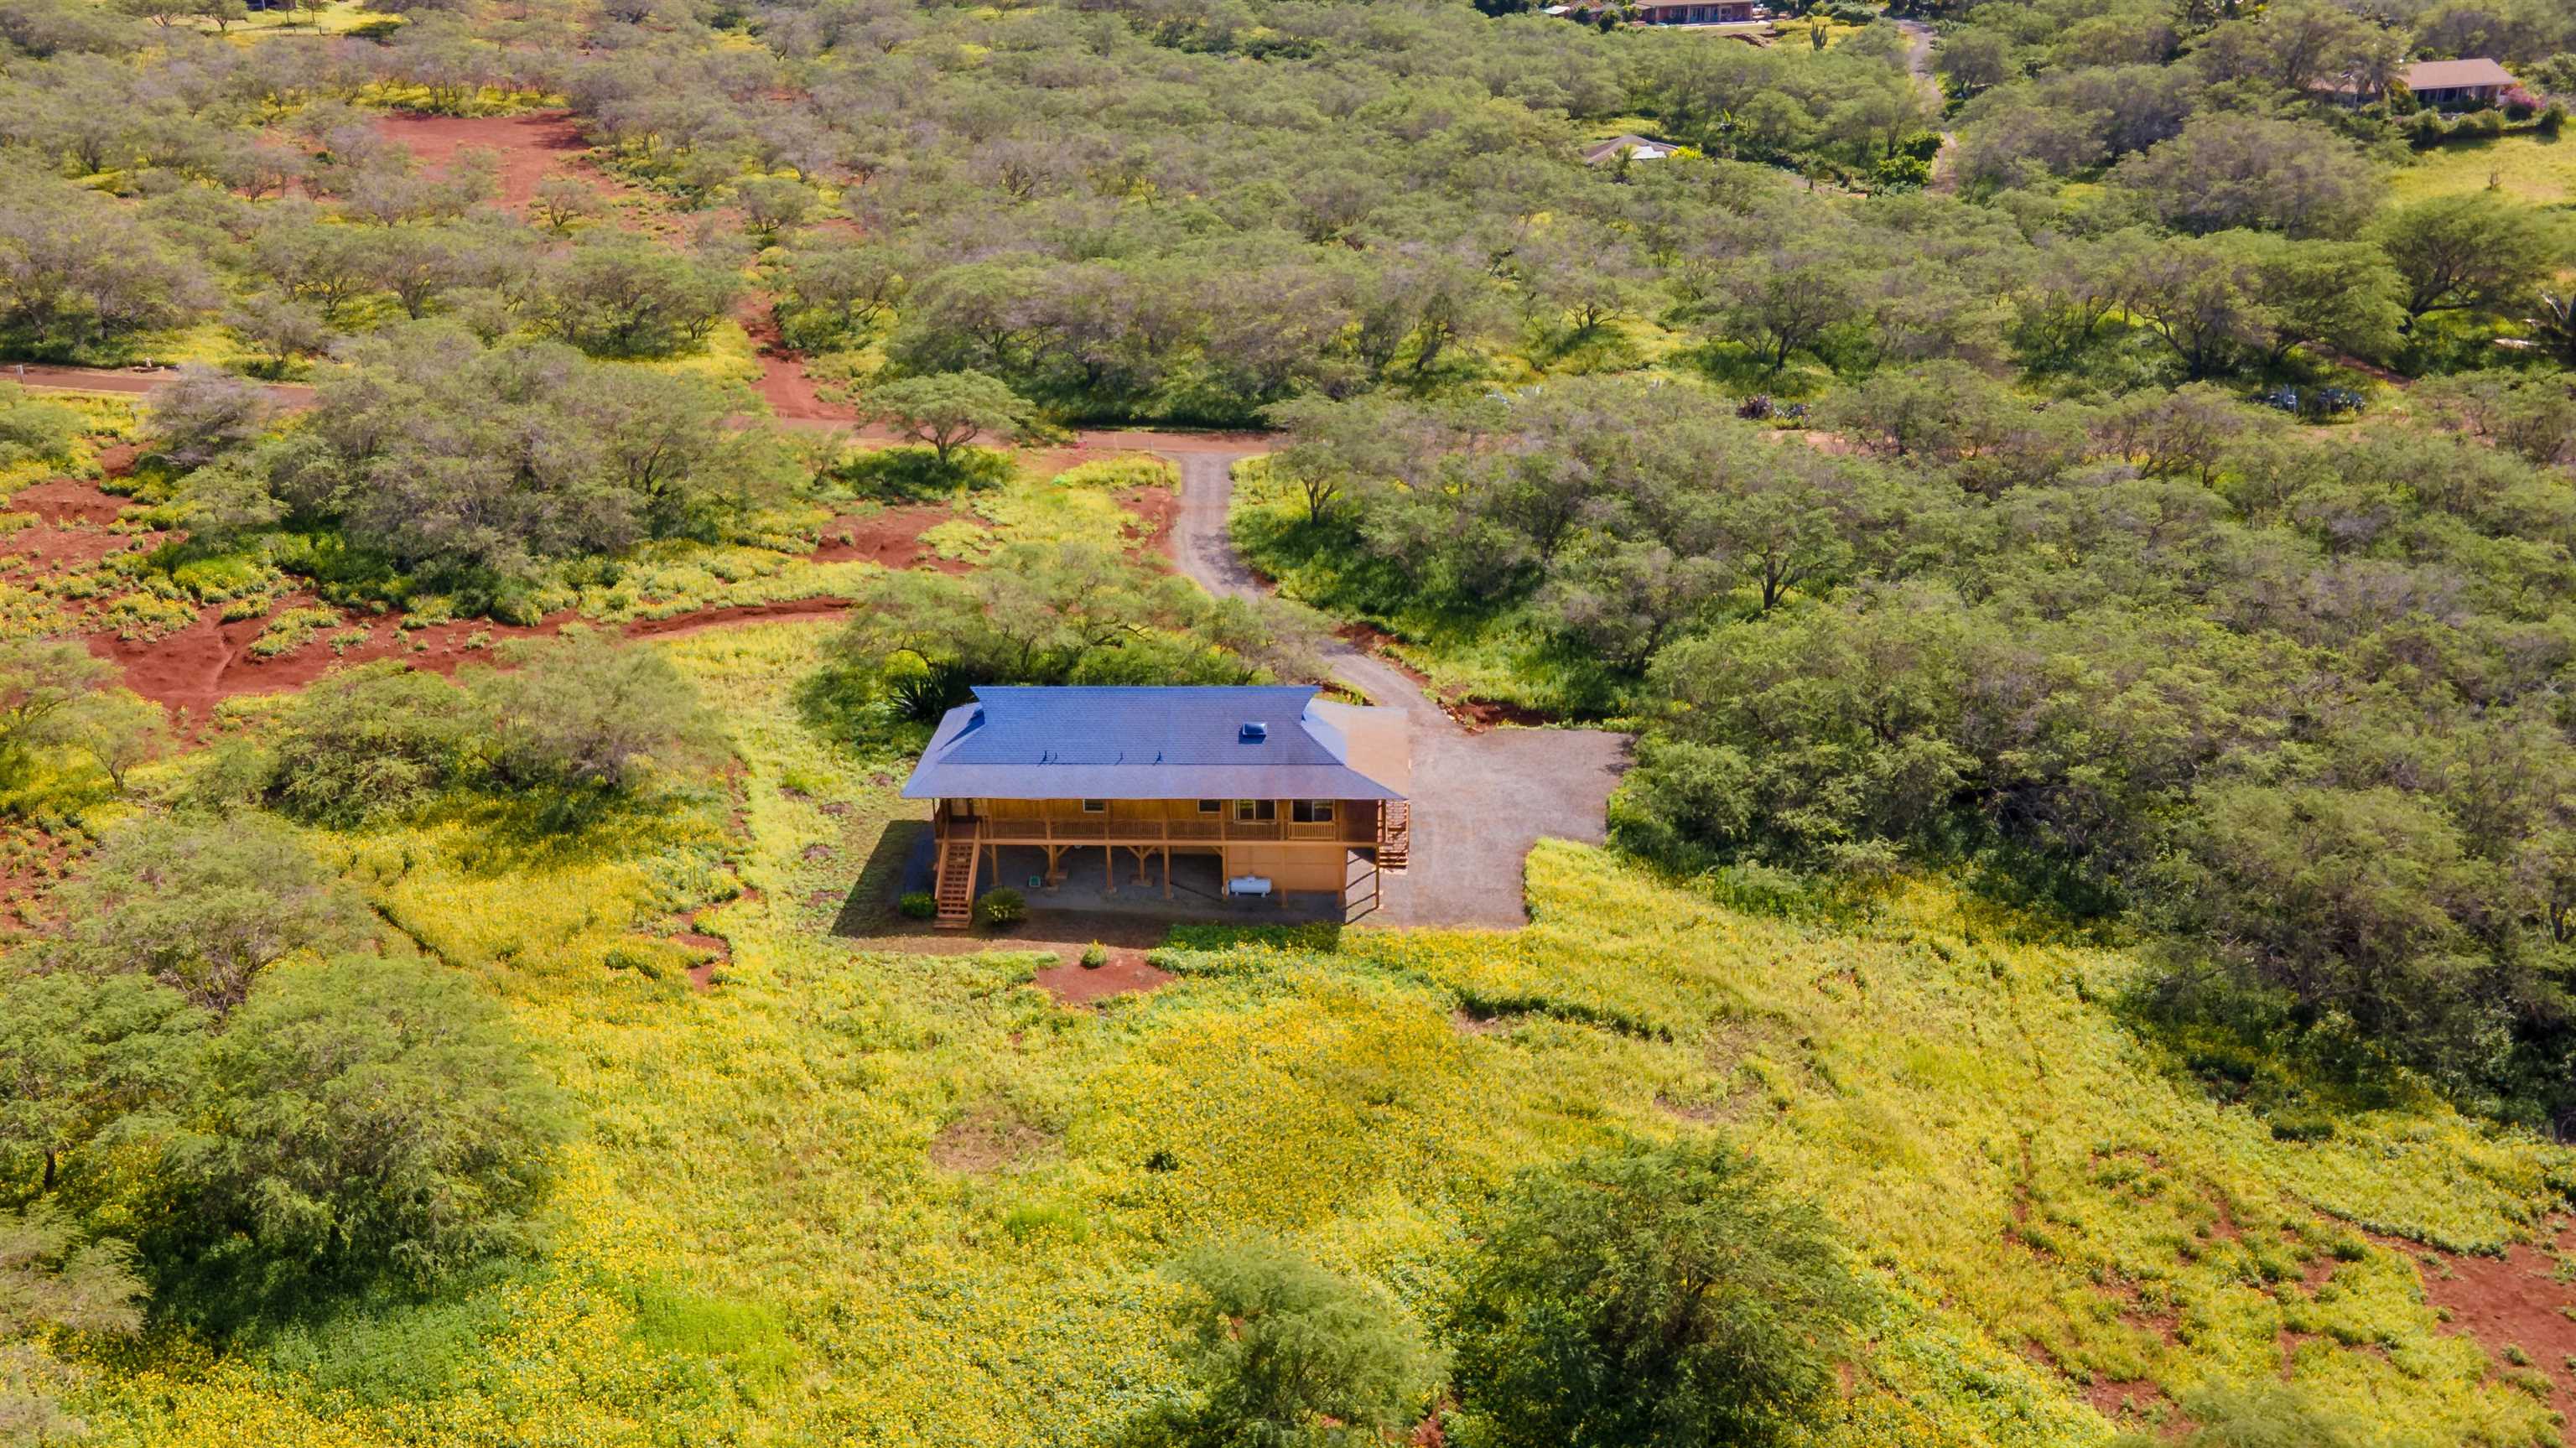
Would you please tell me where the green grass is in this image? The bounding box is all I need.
[45,618,2568,1447]
[2386,132,2576,209]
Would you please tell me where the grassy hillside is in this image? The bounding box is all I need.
[56,621,2569,1447]
[2387,133,2576,208]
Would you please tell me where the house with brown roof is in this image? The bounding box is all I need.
[904,686,1410,926]
[2404,57,2516,109]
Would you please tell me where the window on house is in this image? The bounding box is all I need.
[1291,800,1336,824]
[1197,799,1222,813]
[1081,799,1106,813]
[1233,800,1276,822]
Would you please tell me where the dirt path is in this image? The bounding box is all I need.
[1895,17,1935,81]
[90,592,862,724]
[1893,19,1958,191]
[8,363,313,402]
[1161,449,1632,929]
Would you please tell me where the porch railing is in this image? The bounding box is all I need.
[953,815,1376,846]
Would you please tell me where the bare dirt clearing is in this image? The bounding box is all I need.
[371,110,604,210]
[1030,951,1175,1005]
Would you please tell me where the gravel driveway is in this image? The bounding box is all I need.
[1163,450,1632,928]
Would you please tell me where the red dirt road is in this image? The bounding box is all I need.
[87,593,870,724]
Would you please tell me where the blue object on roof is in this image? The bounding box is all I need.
[901,686,1405,802]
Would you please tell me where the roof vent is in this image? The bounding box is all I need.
[1239,721,1269,743]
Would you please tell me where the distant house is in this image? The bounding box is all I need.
[2404,57,2516,108]
[1634,0,1758,21]
[903,686,1410,926]
[1583,134,1679,165]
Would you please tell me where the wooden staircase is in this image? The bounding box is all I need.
[1376,802,1410,874]
[933,833,979,928]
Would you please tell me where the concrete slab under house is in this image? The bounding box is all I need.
[901,685,1411,929]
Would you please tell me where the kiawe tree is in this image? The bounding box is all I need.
[42,814,368,1016]
[2368,193,2562,330]
[1127,1236,1436,1448]
[0,641,164,804]
[154,954,568,1307]
[0,972,205,1199]
[858,370,1036,469]
[0,1207,145,1441]
[1445,1138,1869,1448]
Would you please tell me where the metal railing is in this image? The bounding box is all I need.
[950,815,1376,846]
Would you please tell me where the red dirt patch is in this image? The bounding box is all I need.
[371,109,600,210]
[2085,1376,2176,1429]
[0,830,75,926]
[808,504,960,568]
[1119,484,1177,554]
[929,1108,1054,1174]
[1443,694,1558,731]
[1030,948,1174,1006]
[82,501,964,717]
[3,522,143,573]
[11,479,134,527]
[88,599,544,724]
[2381,1222,2576,1425]
[671,916,729,993]
[91,594,868,721]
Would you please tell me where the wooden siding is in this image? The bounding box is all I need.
[948,797,1379,844]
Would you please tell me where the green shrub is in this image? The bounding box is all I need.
[1001,1199,1089,1243]
[1871,153,1931,191]
[1080,941,1107,968]
[0,386,80,468]
[898,890,937,920]
[2267,1108,2337,1143]
[263,662,474,827]
[1131,1236,1434,1447]
[836,444,1014,499]
[603,942,697,981]
[1445,1139,1867,1448]
[1052,455,1175,491]
[247,605,342,660]
[975,888,1026,927]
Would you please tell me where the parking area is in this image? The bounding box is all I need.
[1379,723,1632,927]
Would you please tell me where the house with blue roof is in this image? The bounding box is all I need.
[903,685,1411,926]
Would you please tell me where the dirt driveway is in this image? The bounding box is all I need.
[1164,450,1632,929]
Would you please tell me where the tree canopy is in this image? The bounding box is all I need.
[1445,1138,1867,1448]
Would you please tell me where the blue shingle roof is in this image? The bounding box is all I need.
[901,686,1405,802]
